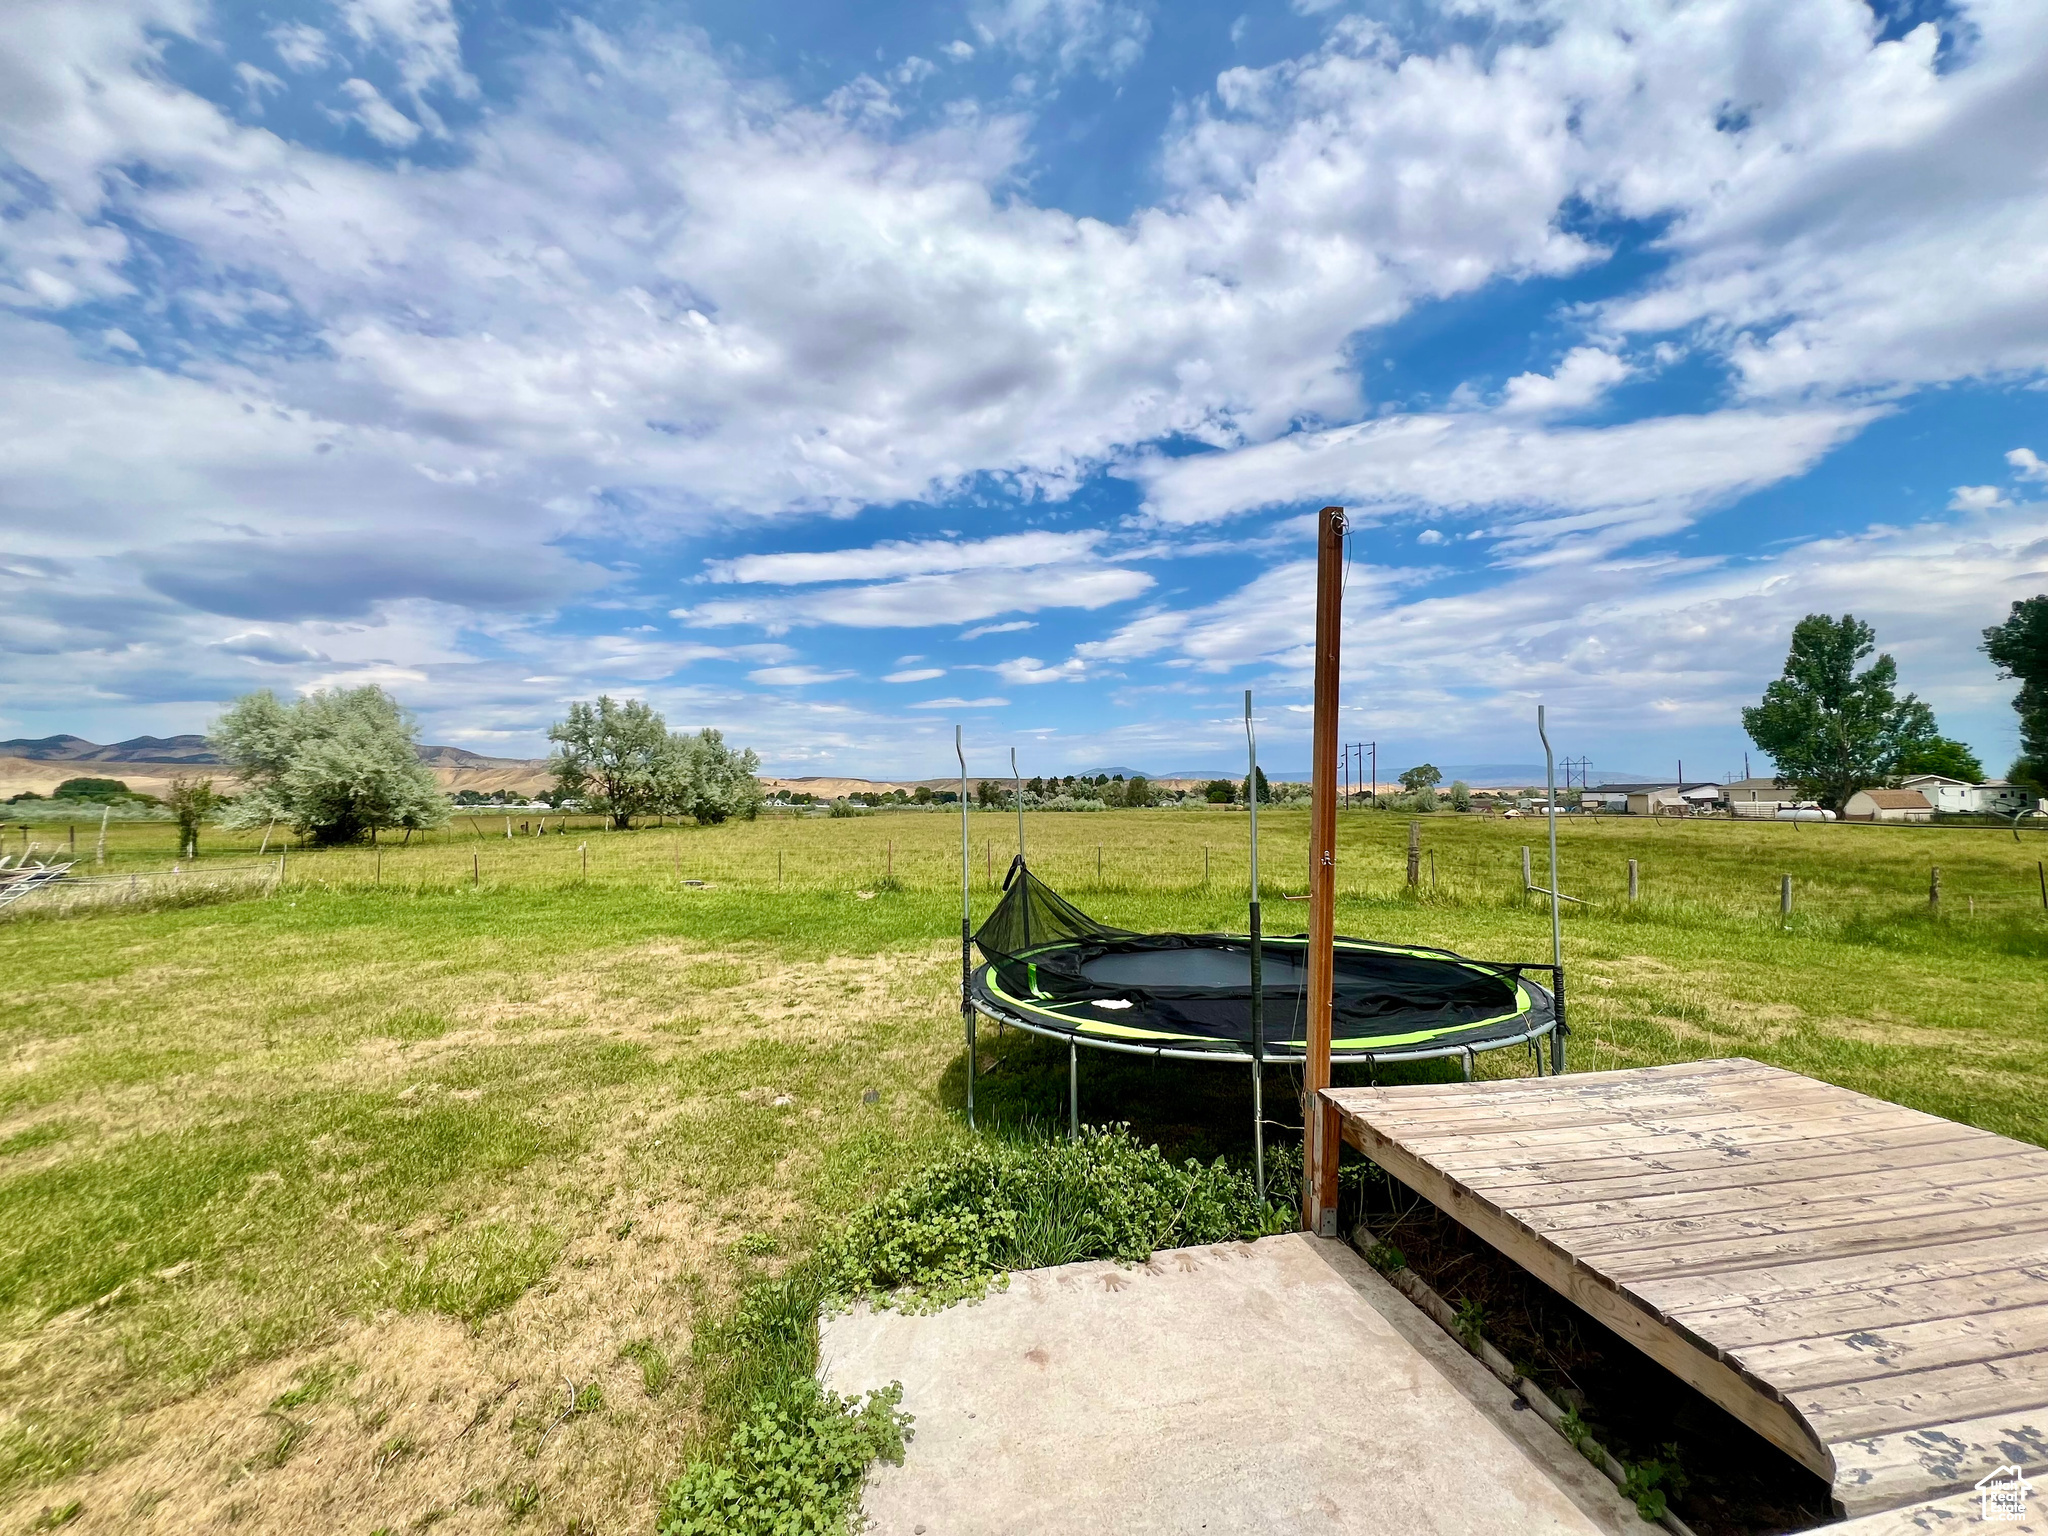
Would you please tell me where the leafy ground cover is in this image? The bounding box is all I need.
[0,808,2042,1531]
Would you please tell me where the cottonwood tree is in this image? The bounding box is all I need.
[677,728,763,823]
[1742,614,1938,811]
[548,700,763,827]
[1983,595,2048,789]
[1894,737,1986,782]
[213,687,448,844]
[167,776,218,856]
[1398,764,1442,793]
[548,697,685,829]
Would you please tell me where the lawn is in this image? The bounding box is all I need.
[1,807,2043,1532]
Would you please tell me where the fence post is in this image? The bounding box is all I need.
[376,848,382,886]
[1627,858,1639,902]
[1521,844,1532,891]
[778,849,784,886]
[888,840,894,880]
[1097,844,1103,883]
[581,843,588,880]
[1203,845,1209,883]
[473,852,479,887]
[1780,874,1792,919]
[1929,866,1940,912]
[1407,821,1421,887]
[2039,861,2046,911]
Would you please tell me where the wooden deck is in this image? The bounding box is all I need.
[1324,1059,2048,1518]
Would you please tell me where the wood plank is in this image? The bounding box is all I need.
[1325,1057,1764,1104]
[1797,1349,2048,1441]
[1598,1206,2048,1284]
[1553,1174,2048,1261]
[1333,1099,1834,1478]
[1464,1130,2016,1205]
[1672,1263,2048,1351]
[1368,1104,1938,1162]
[1338,1064,1809,1127]
[1353,1086,1875,1142]
[1828,1483,2048,1531]
[1525,1152,2048,1236]
[1828,1403,2048,1517]
[1734,1300,2048,1392]
[1636,1230,2048,1318]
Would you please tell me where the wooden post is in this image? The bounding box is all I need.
[581,843,589,880]
[68,824,75,853]
[778,849,784,886]
[1627,858,1638,901]
[97,806,110,866]
[376,848,382,886]
[1097,844,1102,883]
[1780,874,1792,919]
[1204,845,1209,883]
[1303,505,1345,1237]
[1929,866,1940,912]
[1429,848,1436,891]
[1406,821,1420,887]
[1521,845,1532,891]
[2039,861,2045,910]
[888,839,894,880]
[473,851,479,886]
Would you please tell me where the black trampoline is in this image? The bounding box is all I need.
[968,861,1560,1070]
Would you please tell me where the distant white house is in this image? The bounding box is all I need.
[1583,782,1723,815]
[1841,787,1934,823]
[1899,774,2036,816]
[1724,777,1799,818]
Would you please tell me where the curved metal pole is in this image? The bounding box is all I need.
[1245,688,1265,1201]
[1538,704,1565,1074]
[1011,746,1030,949]
[958,725,975,1129]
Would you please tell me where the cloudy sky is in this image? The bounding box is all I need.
[3,0,2045,779]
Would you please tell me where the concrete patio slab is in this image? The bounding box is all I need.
[821,1231,1641,1536]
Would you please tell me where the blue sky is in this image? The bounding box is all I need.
[2,0,2045,781]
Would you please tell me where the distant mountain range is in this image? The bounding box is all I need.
[0,734,545,769]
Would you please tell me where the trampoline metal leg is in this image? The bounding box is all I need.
[966,1010,976,1130]
[1252,1059,1265,1203]
[1551,1026,1566,1076]
[1069,1040,1079,1140]
[1461,1047,1474,1083]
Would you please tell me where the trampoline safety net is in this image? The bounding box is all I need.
[970,858,1555,1060]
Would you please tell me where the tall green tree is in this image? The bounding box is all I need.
[213,687,448,844]
[1894,737,1986,783]
[1983,595,2048,789]
[167,775,218,856]
[1398,763,1442,793]
[548,697,687,829]
[1741,614,1938,810]
[676,728,763,824]
[1238,766,1271,804]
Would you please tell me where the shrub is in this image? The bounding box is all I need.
[822,1125,1292,1311]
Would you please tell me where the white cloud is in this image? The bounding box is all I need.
[1948,485,2009,512]
[2011,448,2048,483]
[677,564,1153,633]
[1497,348,1631,417]
[748,665,855,685]
[973,0,1152,78]
[961,619,1036,640]
[1081,502,2048,749]
[942,40,975,61]
[706,532,1100,585]
[883,667,947,682]
[338,78,422,147]
[269,21,331,71]
[1416,529,1445,545]
[990,655,1086,684]
[908,696,1009,709]
[1131,402,1876,558]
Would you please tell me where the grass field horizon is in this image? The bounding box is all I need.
[3,808,2043,1531]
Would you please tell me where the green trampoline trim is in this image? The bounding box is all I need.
[978,959,1537,1051]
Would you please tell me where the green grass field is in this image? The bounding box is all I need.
[1,808,2043,1531]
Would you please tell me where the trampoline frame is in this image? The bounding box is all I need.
[966,951,1566,1141]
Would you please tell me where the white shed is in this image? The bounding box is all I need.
[1841,788,1934,823]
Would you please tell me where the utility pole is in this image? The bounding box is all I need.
[1304,506,1345,1237]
